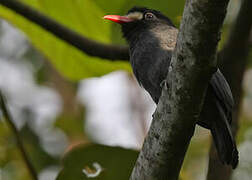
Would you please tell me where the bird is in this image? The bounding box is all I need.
[104,7,238,168]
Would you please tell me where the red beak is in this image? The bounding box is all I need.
[103,15,133,24]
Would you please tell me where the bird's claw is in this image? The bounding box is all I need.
[160,80,168,90]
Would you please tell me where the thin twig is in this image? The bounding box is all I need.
[0,90,38,180]
[207,0,252,179]
[0,0,129,60]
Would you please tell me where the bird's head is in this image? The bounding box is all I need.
[104,7,175,42]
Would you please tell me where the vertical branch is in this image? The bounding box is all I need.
[130,0,230,179]
[207,0,252,179]
[0,90,38,180]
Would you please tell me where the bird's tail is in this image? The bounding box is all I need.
[210,100,238,169]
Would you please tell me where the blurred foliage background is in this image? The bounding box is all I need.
[0,0,251,179]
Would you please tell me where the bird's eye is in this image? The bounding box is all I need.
[145,13,155,20]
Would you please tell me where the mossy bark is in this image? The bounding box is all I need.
[130,0,230,179]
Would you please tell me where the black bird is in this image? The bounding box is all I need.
[104,7,238,168]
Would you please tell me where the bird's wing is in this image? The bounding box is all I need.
[209,69,234,123]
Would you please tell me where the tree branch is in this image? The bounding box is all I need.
[0,90,38,180]
[0,0,129,60]
[130,0,230,179]
[207,0,252,179]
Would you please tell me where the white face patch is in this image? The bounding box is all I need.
[127,12,143,20]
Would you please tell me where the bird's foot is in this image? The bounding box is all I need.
[160,80,168,90]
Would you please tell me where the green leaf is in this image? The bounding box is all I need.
[0,0,185,81]
[56,144,138,180]
[0,0,131,81]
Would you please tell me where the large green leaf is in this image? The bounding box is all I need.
[0,0,185,81]
[56,144,139,180]
[0,0,130,81]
